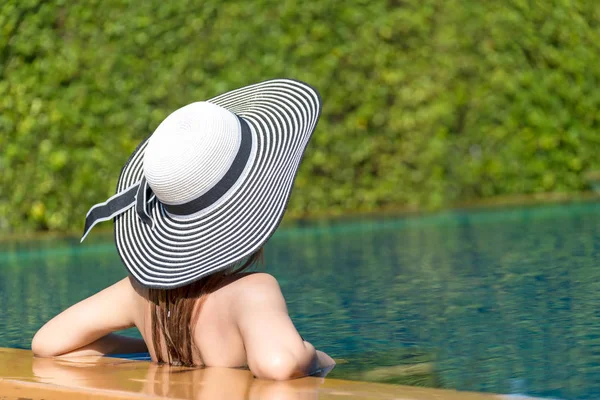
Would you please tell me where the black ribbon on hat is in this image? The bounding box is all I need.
[80,117,252,242]
[80,178,155,242]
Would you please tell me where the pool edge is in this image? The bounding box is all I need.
[0,347,509,399]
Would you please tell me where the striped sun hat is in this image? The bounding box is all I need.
[81,79,322,288]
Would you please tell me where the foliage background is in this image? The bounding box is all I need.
[2,0,600,233]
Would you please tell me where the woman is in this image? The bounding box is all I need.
[32,79,336,380]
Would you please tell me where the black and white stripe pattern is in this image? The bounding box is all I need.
[112,79,321,288]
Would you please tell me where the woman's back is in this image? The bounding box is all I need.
[131,272,264,367]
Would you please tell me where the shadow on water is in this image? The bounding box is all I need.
[2,202,600,399]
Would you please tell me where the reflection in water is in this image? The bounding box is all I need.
[2,202,600,399]
[29,356,324,399]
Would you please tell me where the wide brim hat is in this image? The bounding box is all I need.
[81,79,322,288]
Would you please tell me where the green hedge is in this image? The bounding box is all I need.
[2,0,600,233]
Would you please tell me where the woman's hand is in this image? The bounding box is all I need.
[312,350,336,377]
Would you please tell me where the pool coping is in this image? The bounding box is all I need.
[0,347,520,400]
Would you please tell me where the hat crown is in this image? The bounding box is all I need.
[143,102,241,206]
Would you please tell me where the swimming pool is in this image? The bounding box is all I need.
[1,202,600,399]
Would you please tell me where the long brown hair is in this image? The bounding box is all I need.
[147,248,264,367]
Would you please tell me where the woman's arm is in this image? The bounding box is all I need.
[46,333,148,357]
[235,273,335,380]
[32,278,146,357]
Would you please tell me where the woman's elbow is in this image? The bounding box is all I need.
[252,353,307,381]
[31,331,61,357]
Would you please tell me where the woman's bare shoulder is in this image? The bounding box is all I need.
[228,272,280,291]
[126,276,152,300]
[225,273,286,309]
[234,272,280,286]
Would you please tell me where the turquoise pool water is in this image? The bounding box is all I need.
[2,202,600,398]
